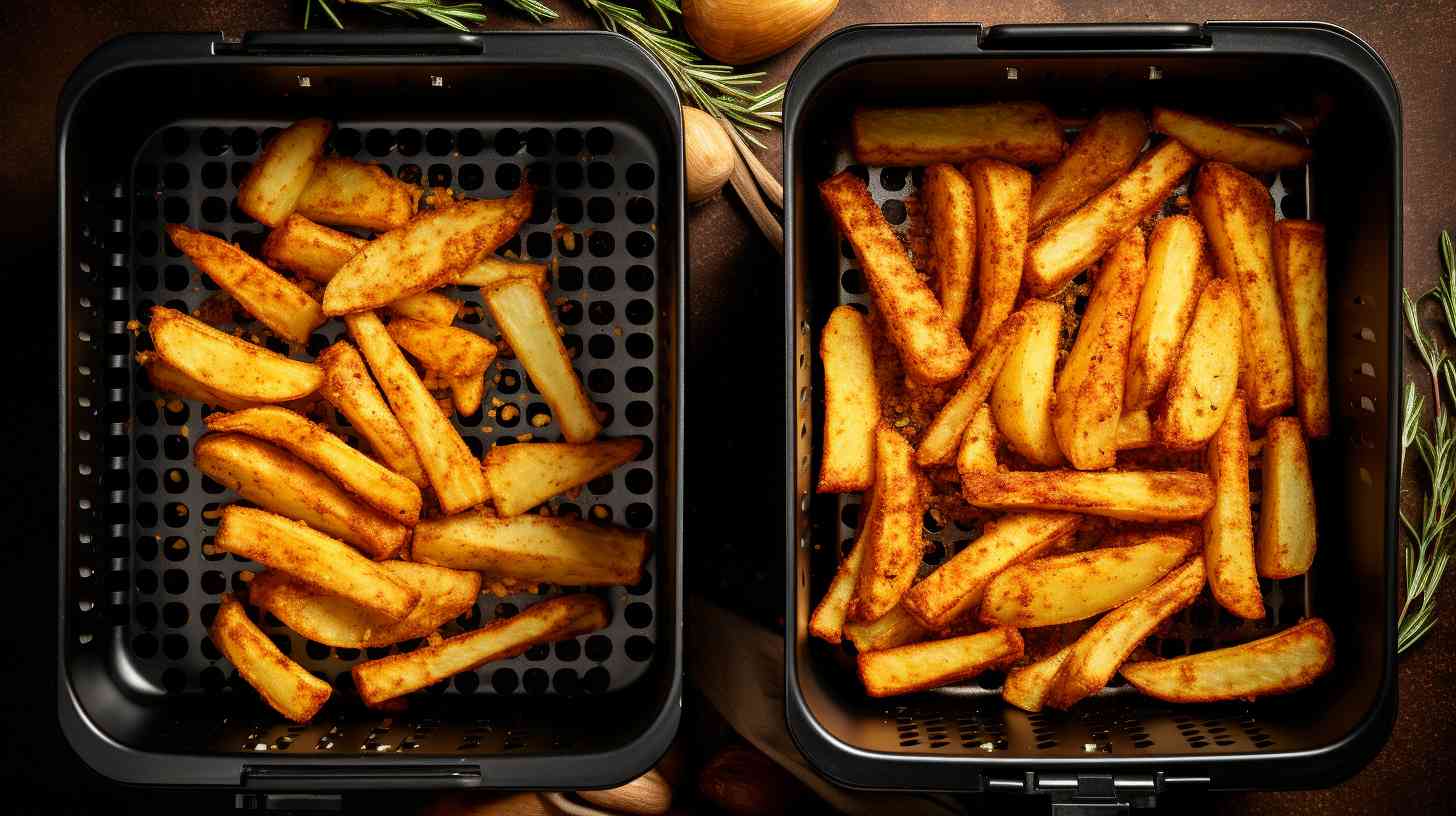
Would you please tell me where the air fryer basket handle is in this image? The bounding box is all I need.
[221,31,486,55]
[979,23,1211,49]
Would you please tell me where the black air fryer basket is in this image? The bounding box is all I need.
[58,31,683,790]
[784,22,1400,803]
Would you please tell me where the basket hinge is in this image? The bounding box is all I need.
[985,771,1208,813]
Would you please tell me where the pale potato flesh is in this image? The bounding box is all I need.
[956,403,999,477]
[1204,396,1265,619]
[296,157,420,232]
[1002,645,1073,713]
[211,594,331,723]
[1115,410,1154,450]
[921,163,977,329]
[453,256,549,290]
[261,214,366,282]
[1257,417,1317,578]
[854,427,929,622]
[484,437,643,517]
[1124,215,1212,410]
[857,627,1024,698]
[1120,618,1333,702]
[387,317,497,378]
[388,291,462,325]
[167,225,325,344]
[964,159,1032,356]
[1273,219,1331,438]
[809,485,879,645]
[963,469,1214,522]
[841,604,928,653]
[485,278,602,443]
[917,309,1028,466]
[148,307,322,403]
[1030,108,1148,231]
[817,305,880,492]
[1151,107,1312,173]
[852,102,1065,166]
[991,299,1064,466]
[1156,277,1243,449]
[411,510,650,586]
[138,351,260,411]
[237,118,330,227]
[315,341,428,487]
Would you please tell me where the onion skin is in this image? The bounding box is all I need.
[683,0,839,66]
[683,107,734,203]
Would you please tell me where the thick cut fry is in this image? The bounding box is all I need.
[1044,557,1205,709]
[1151,107,1312,173]
[323,186,532,315]
[917,310,1029,466]
[484,438,644,517]
[211,594,331,723]
[902,511,1080,630]
[148,307,321,402]
[453,256,550,290]
[237,118,331,227]
[387,317,497,378]
[389,291,462,326]
[819,171,970,385]
[1125,216,1212,410]
[450,373,485,417]
[1205,396,1264,619]
[261,214,366,283]
[963,469,1214,522]
[979,534,1199,628]
[858,627,1024,698]
[1053,229,1148,469]
[1025,139,1198,296]
[1121,618,1333,702]
[956,404,999,477]
[138,351,259,411]
[249,562,482,649]
[921,163,977,329]
[1116,411,1153,450]
[217,506,419,619]
[486,278,602,443]
[296,157,420,232]
[412,510,650,586]
[1273,219,1331,438]
[1002,645,1073,713]
[1156,278,1243,449]
[964,159,1032,357]
[842,605,928,653]
[166,225,325,344]
[204,406,422,525]
[809,487,880,644]
[852,102,1065,166]
[1257,417,1317,578]
[347,311,489,514]
[316,341,428,487]
[195,433,410,559]
[817,306,880,492]
[1030,109,1148,232]
[991,299,1064,466]
[855,427,929,622]
[353,595,608,705]
[1193,161,1294,425]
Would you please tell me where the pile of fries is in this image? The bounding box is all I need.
[142,118,652,723]
[813,104,1333,709]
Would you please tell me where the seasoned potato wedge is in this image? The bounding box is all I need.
[315,341,428,487]
[819,171,970,385]
[1029,109,1148,232]
[1257,417,1317,578]
[1193,161,1294,425]
[858,627,1024,698]
[250,562,482,649]
[1273,219,1331,438]
[809,487,878,645]
[453,256,549,290]
[1156,278,1243,449]
[389,291,462,326]
[450,373,485,417]
[956,403,999,477]
[1002,645,1073,713]
[1053,229,1148,470]
[917,309,1028,466]
[1044,556,1205,708]
[262,214,366,283]
[1121,618,1333,702]
[138,351,259,411]
[211,594,331,723]
[237,118,331,227]
[411,510,650,586]
[1025,139,1197,296]
[483,438,643,517]
[964,159,1032,355]
[485,278,601,443]
[148,307,322,402]
[921,164,977,329]
[387,317,497,378]
[963,469,1214,522]
[1204,396,1264,619]
[1115,410,1153,450]
[296,157,420,232]
[1124,216,1212,410]
[842,604,928,653]
[852,102,1065,166]
[817,305,880,492]
[902,511,1081,630]
[855,427,930,622]
[1151,107,1312,173]
[167,225,325,344]
[991,299,1064,466]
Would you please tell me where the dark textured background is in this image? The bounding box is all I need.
[2,1,1453,813]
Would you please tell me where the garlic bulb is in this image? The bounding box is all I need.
[683,0,838,66]
[683,107,735,203]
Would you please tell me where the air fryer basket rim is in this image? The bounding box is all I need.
[57,30,685,790]
[782,20,1401,793]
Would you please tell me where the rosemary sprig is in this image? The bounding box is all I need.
[307,0,489,31]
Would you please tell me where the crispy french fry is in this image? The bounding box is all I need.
[917,310,1029,466]
[211,594,331,723]
[1156,277,1243,449]
[389,291,462,326]
[453,255,549,290]
[347,311,489,514]
[1193,161,1294,425]
[352,594,609,705]
[412,510,650,586]
[854,427,930,622]
[1273,219,1331,438]
[323,186,533,315]
[296,157,420,232]
[138,351,260,411]
[819,171,970,385]
[817,306,880,493]
[249,562,482,649]
[1151,107,1312,173]
[261,214,366,283]
[1204,396,1264,619]
[1116,411,1153,450]
[166,225,325,344]
[809,488,879,645]
[218,506,420,619]
[204,406,423,525]
[842,605,928,653]
[483,438,643,517]
[979,534,1199,628]
[485,278,602,443]
[921,164,977,329]
[857,627,1024,698]
[1002,645,1073,713]
[315,341,428,487]
[956,404,999,477]
[387,317,498,378]
[1121,618,1333,702]
[1257,417,1317,578]
[1025,139,1198,296]
[852,102,1065,166]
[237,118,331,227]
[991,299,1064,466]
[148,306,321,402]
[1029,109,1148,232]
[450,373,486,417]
[1053,229,1148,469]
[963,469,1214,522]
[963,159,1032,355]
[902,511,1080,630]
[1124,216,1212,410]
[1044,556,1205,709]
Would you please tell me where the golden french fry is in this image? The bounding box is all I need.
[1115,410,1153,450]
[389,291,463,326]
[921,164,977,329]
[963,469,1214,522]
[1151,107,1312,173]
[854,427,929,622]
[412,510,650,586]
[1257,417,1317,578]
[917,309,1029,466]
[166,225,325,344]
[852,102,1065,166]
[809,488,879,645]
[237,118,331,227]
[1121,618,1333,702]
[817,305,880,492]
[315,341,428,487]
[453,256,549,290]
[1273,219,1331,438]
[296,157,420,232]
[261,214,366,283]
[819,171,970,385]
[956,403,999,477]
[486,278,601,442]
[842,604,928,653]
[963,159,1032,355]
[1029,109,1148,232]
[1002,645,1073,713]
[483,438,643,517]
[138,351,260,411]
[1204,396,1264,619]
[1125,216,1212,410]
[211,594,331,723]
[450,373,486,417]
[387,317,498,378]
[1156,277,1243,449]
[991,299,1064,466]
[857,627,1024,698]
[148,306,321,403]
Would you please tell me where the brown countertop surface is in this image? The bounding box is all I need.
[4,1,1453,813]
